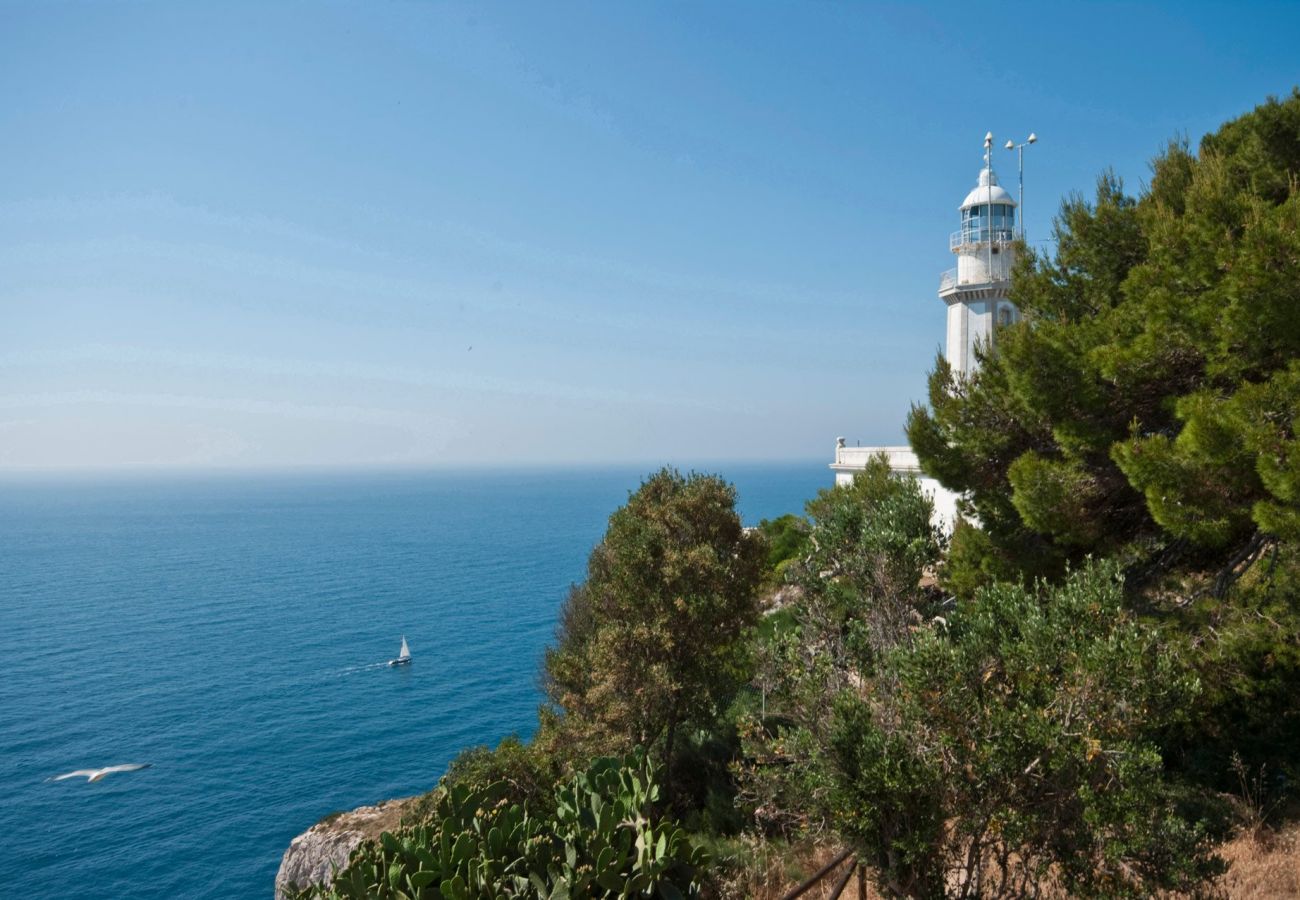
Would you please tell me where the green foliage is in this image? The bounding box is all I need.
[1164,542,1300,792]
[292,750,707,900]
[550,751,707,897]
[899,93,1300,838]
[755,514,811,584]
[755,606,796,643]
[1006,452,1105,546]
[541,468,765,802]
[740,489,1222,896]
[734,463,943,839]
[908,90,1300,587]
[828,700,945,898]
[432,737,559,821]
[798,458,944,666]
[829,562,1221,898]
[907,354,1069,591]
[935,518,1011,598]
[669,722,748,838]
[1117,362,1300,547]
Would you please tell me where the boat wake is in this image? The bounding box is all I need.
[332,661,391,676]
[329,640,413,677]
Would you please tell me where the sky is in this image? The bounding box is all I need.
[2,1,1297,471]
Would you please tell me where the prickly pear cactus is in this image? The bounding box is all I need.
[288,750,706,899]
[286,781,544,899]
[549,749,707,898]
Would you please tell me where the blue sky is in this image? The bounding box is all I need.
[2,1,1297,470]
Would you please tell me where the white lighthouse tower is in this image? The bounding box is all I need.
[830,132,1028,530]
[939,132,1019,377]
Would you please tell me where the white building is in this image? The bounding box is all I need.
[831,134,1021,531]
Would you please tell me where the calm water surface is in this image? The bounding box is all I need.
[0,464,825,899]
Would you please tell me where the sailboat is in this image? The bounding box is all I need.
[388,636,412,667]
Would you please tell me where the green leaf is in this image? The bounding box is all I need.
[408,871,438,889]
[658,882,685,900]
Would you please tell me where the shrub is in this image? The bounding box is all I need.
[290,750,708,900]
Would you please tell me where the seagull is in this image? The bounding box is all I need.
[48,764,152,783]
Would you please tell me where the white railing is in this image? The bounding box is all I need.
[831,444,921,474]
[939,268,1011,292]
[950,229,1016,251]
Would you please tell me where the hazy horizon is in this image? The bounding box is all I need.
[0,456,830,479]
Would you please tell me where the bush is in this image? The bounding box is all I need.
[755,514,811,584]
[830,561,1223,898]
[437,736,558,818]
[292,750,708,899]
[542,468,765,806]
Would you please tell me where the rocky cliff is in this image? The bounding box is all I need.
[274,797,415,898]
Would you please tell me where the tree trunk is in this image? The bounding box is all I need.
[662,709,679,810]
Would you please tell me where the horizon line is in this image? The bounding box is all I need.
[0,457,835,480]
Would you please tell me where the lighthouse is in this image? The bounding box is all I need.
[829,132,1030,530]
[939,132,1019,377]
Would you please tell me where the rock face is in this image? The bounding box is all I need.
[275,797,415,898]
[765,583,804,611]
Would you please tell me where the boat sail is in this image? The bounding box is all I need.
[389,636,412,667]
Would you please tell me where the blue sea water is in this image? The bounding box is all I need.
[0,464,826,899]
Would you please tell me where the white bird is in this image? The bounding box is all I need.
[48,764,152,783]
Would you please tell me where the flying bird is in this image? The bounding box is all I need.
[48,764,152,783]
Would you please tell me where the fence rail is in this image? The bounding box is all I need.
[780,849,867,900]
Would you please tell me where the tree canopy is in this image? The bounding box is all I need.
[542,467,765,802]
[908,90,1300,591]
[906,91,1300,799]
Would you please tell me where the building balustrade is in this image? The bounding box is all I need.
[831,443,921,474]
[949,228,1015,250]
[939,267,1009,292]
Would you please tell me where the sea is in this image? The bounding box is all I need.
[0,463,827,899]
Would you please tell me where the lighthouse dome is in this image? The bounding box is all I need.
[960,168,1015,209]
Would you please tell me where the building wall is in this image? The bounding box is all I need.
[956,245,1015,284]
[918,475,960,533]
[946,296,1000,377]
[831,444,960,533]
[945,301,968,375]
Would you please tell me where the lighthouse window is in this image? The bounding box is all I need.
[963,204,1015,242]
[992,205,1014,234]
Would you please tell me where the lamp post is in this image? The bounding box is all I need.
[984,131,994,276]
[1004,133,1037,239]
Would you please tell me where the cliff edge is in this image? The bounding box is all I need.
[274,797,415,898]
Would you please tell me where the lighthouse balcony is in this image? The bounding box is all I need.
[949,228,1015,251]
[940,267,1011,293]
